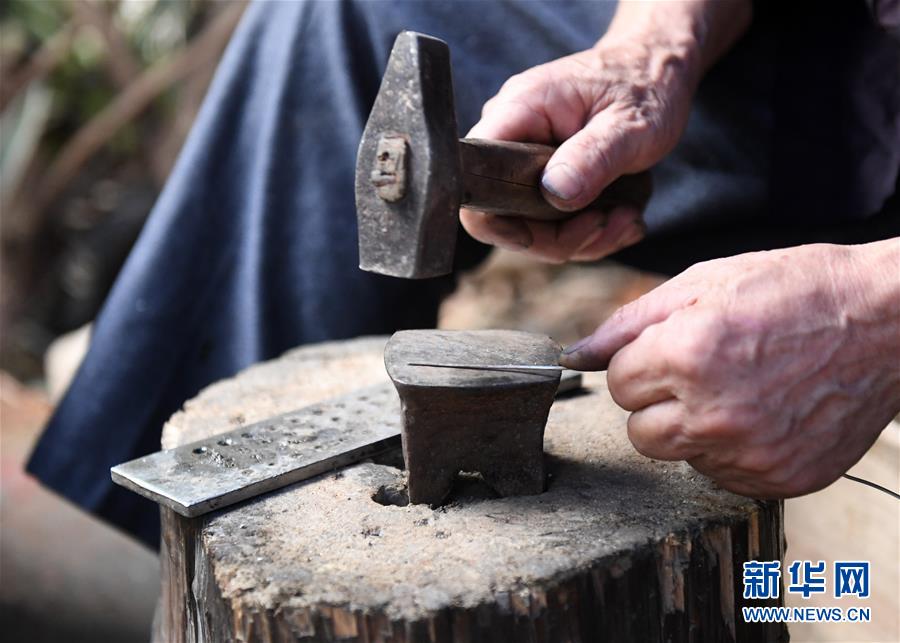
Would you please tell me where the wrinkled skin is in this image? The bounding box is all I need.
[461,35,699,263]
[560,242,900,498]
[460,0,899,498]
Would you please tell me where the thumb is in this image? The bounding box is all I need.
[467,97,554,143]
[559,285,698,371]
[540,109,642,212]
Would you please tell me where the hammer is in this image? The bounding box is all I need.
[356,31,653,279]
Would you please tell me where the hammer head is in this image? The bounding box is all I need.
[356,32,461,279]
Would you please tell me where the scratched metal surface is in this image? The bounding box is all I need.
[111,383,401,517]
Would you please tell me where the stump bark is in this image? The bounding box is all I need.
[155,337,787,643]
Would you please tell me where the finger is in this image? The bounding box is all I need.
[459,209,533,251]
[558,283,698,371]
[540,109,645,211]
[469,69,585,143]
[606,322,672,411]
[468,96,554,143]
[626,399,702,461]
[571,206,643,262]
[522,209,608,263]
[462,209,610,262]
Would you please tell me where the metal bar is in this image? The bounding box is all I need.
[111,383,401,517]
[407,362,564,372]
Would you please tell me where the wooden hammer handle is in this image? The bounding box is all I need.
[459,138,652,221]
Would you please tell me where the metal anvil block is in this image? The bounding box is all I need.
[384,329,562,505]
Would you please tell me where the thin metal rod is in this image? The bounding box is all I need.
[408,362,564,372]
[841,473,900,500]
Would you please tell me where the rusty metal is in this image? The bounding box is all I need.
[370,133,409,202]
[385,329,562,505]
[355,31,460,279]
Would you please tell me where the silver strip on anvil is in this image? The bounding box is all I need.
[111,383,402,517]
[408,362,565,372]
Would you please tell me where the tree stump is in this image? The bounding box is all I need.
[155,337,786,643]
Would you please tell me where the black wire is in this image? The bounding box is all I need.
[841,473,900,500]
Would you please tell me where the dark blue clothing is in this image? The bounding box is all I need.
[28,0,900,547]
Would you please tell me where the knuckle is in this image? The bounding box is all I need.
[480,96,497,117]
[609,296,652,340]
[606,370,633,410]
[628,416,685,460]
[664,346,704,381]
[618,107,656,139]
[664,314,725,381]
[682,415,725,444]
[695,406,752,439]
[570,132,616,173]
[735,449,780,476]
[500,72,533,94]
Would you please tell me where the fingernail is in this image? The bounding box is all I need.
[542,164,584,201]
[561,336,591,355]
[488,218,533,250]
[617,221,645,248]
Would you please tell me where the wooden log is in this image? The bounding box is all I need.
[155,336,786,643]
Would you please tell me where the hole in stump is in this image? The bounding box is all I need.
[372,483,409,507]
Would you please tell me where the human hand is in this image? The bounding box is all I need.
[459,0,753,263]
[461,35,694,263]
[559,241,900,498]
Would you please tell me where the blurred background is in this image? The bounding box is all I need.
[0,2,896,642]
[1,0,246,381]
[1,1,245,641]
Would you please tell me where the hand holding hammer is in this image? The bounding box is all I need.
[356,32,653,279]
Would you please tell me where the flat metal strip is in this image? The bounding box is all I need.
[111,383,401,517]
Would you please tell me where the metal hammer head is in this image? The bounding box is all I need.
[356,32,461,279]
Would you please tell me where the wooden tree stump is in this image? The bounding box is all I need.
[155,337,786,643]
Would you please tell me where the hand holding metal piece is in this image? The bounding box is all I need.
[407,362,564,372]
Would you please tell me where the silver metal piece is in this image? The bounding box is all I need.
[408,362,582,392]
[407,362,564,372]
[111,384,401,517]
[556,369,584,394]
